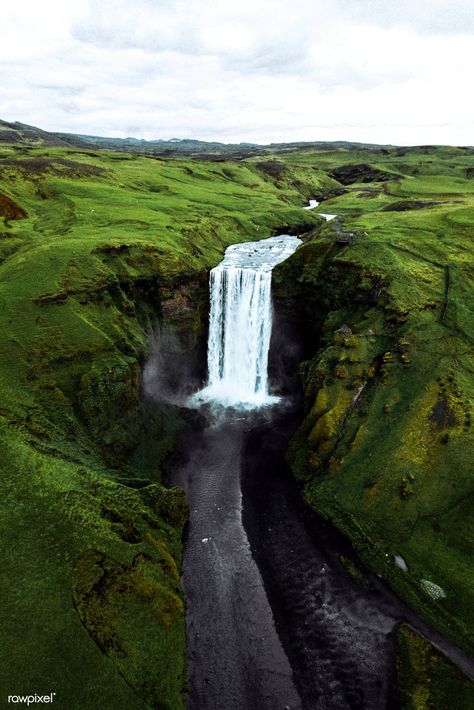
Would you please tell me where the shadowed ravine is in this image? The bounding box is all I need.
[164,235,474,709]
[168,400,474,710]
[169,411,301,709]
[242,404,474,705]
[169,402,396,710]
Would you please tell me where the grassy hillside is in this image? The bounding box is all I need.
[396,625,474,710]
[272,144,474,660]
[1,133,473,706]
[0,142,319,708]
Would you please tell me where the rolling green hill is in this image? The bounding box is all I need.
[272,142,474,660]
[0,127,473,708]
[0,139,320,709]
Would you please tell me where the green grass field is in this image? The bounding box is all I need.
[1,135,473,707]
[0,142,320,708]
[273,145,474,664]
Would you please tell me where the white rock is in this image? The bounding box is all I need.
[421,579,446,600]
[394,555,408,572]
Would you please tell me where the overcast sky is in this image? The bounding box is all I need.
[1,0,473,145]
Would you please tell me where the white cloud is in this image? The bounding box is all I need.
[339,0,474,34]
[0,0,473,145]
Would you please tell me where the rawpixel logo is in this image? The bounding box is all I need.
[7,694,56,705]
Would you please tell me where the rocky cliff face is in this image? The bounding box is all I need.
[273,204,474,664]
[1,253,207,709]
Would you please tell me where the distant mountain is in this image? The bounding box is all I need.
[0,119,82,148]
[0,117,395,159]
[58,131,265,158]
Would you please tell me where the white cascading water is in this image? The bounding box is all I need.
[192,235,301,408]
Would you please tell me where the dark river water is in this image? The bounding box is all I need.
[170,407,301,709]
[167,398,474,710]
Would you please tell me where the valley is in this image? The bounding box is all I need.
[0,125,473,708]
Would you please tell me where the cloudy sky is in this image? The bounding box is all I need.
[1,0,473,145]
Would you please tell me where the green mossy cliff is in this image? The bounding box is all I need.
[0,142,319,708]
[272,146,474,664]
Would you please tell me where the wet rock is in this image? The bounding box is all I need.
[328,164,393,185]
[394,555,408,572]
[336,324,352,336]
[421,579,446,600]
[381,200,441,211]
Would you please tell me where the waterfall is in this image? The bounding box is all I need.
[192,235,301,408]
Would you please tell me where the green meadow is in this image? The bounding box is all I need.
[273,144,474,668]
[1,132,473,707]
[0,141,319,709]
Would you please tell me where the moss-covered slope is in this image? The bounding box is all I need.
[1,137,473,706]
[397,625,474,710]
[0,143,320,707]
[273,145,474,661]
